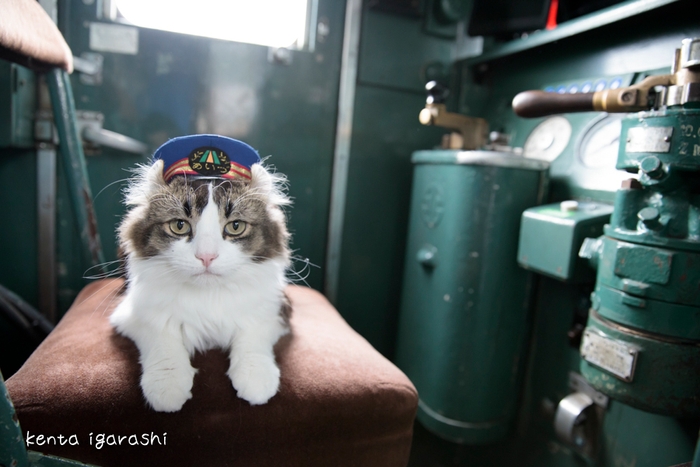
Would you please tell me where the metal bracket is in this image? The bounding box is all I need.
[76,110,148,155]
[73,53,103,86]
[551,372,608,459]
[569,371,609,408]
[268,47,293,65]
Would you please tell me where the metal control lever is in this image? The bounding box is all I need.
[512,74,672,118]
[513,38,700,118]
[76,110,148,155]
[419,80,488,150]
[82,126,148,154]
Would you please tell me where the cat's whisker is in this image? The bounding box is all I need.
[94,177,130,201]
[94,283,128,318]
[285,255,320,286]
[79,279,127,319]
[83,259,126,280]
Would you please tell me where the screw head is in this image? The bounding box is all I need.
[638,207,661,230]
[640,156,664,179]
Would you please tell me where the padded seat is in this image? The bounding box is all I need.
[6,279,417,466]
[0,0,73,72]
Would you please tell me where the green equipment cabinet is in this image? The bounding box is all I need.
[395,150,548,444]
[570,39,700,419]
[578,106,700,418]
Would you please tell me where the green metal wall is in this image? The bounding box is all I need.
[335,7,453,358]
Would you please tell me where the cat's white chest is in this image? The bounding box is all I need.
[174,282,273,352]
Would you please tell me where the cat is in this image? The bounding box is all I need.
[109,135,291,412]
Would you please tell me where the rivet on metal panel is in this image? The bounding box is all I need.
[416,244,438,269]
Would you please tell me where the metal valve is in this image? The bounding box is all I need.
[419,81,489,150]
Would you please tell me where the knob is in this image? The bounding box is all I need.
[680,37,700,69]
[425,81,449,105]
[416,245,438,269]
[638,207,661,230]
[640,156,664,179]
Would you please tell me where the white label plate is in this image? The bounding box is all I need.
[89,23,139,55]
[580,330,638,382]
[626,126,673,153]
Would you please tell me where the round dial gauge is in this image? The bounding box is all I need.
[578,114,623,168]
[523,116,572,162]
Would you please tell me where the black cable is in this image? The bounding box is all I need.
[0,284,54,343]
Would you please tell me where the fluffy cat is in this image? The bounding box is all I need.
[110,156,291,412]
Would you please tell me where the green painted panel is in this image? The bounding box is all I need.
[0,149,38,307]
[0,63,35,148]
[359,8,455,92]
[334,7,455,358]
[599,400,696,467]
[335,85,446,357]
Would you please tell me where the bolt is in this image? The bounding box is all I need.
[620,91,634,103]
[664,135,671,142]
[640,156,664,179]
[638,207,661,230]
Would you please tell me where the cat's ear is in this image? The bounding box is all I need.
[124,159,167,206]
[249,163,291,207]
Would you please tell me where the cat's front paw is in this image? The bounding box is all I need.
[141,361,197,412]
[228,354,281,405]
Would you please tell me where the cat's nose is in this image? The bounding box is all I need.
[196,253,218,268]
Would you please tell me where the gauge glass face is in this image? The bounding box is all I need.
[577,114,636,191]
[579,115,623,168]
[523,116,572,162]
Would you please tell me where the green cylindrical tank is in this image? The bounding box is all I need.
[395,150,548,444]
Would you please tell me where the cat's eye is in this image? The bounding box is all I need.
[168,219,191,235]
[224,220,247,236]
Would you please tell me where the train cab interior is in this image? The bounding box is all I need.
[1,0,699,465]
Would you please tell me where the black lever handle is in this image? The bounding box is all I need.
[512,90,595,118]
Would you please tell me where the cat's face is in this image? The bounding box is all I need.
[120,160,290,281]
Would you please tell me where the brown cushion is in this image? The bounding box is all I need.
[6,279,417,466]
[0,0,73,72]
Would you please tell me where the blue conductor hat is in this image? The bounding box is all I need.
[153,134,261,183]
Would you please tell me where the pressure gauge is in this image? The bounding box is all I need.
[576,113,636,191]
[578,114,623,168]
[523,116,572,162]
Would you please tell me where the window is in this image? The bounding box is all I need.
[112,0,310,49]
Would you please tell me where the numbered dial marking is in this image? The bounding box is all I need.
[524,116,572,162]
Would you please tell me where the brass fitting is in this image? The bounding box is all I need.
[419,103,488,150]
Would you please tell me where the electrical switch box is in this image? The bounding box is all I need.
[518,201,613,282]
